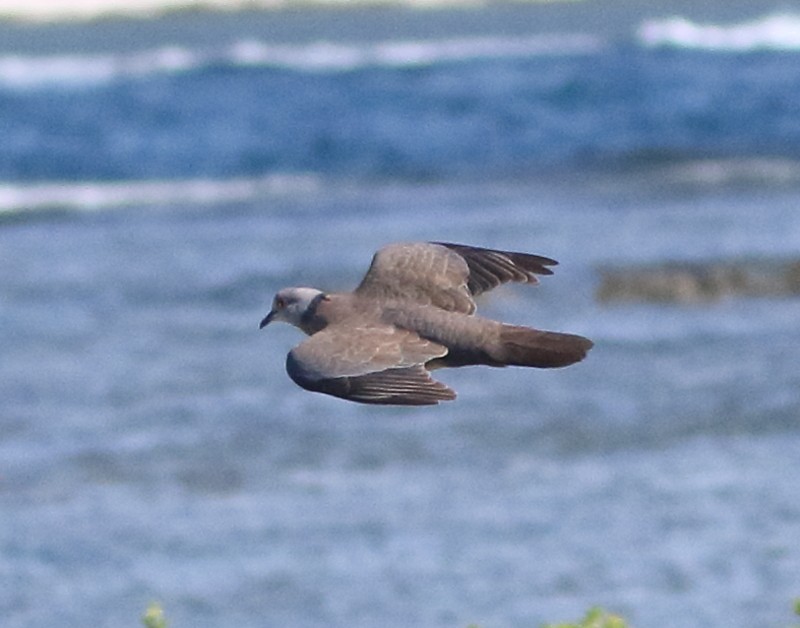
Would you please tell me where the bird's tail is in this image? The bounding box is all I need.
[497,324,593,368]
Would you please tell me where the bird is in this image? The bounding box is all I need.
[259,241,592,405]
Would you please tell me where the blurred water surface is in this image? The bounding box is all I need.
[2,4,800,627]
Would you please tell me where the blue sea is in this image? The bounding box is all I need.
[2,3,800,627]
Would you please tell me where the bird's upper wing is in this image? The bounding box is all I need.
[285,324,456,405]
[434,242,557,297]
[354,242,557,314]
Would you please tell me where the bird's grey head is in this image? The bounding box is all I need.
[260,287,326,330]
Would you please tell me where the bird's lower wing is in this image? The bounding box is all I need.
[288,362,456,405]
[285,324,456,405]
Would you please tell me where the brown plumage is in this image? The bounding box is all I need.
[260,242,593,405]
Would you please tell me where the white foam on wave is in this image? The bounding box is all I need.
[0,32,602,89]
[0,46,204,89]
[0,0,583,23]
[230,33,602,70]
[638,12,800,51]
[0,0,278,22]
[663,157,800,187]
[0,174,321,214]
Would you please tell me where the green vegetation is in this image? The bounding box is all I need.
[143,598,800,627]
[468,607,627,628]
[542,606,628,628]
[142,602,167,628]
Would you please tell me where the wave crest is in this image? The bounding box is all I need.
[0,175,321,215]
[0,33,602,89]
[638,12,800,51]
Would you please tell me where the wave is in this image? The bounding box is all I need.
[0,174,321,215]
[638,12,800,51]
[0,33,602,89]
[659,157,800,187]
[0,0,581,23]
[228,33,602,69]
[0,46,199,89]
[0,0,253,22]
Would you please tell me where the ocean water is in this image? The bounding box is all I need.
[2,4,800,627]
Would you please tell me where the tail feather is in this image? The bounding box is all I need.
[498,325,593,368]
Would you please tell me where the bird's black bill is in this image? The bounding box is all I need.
[259,311,275,329]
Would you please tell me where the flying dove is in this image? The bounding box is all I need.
[260,242,592,405]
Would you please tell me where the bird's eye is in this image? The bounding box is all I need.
[275,296,286,309]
